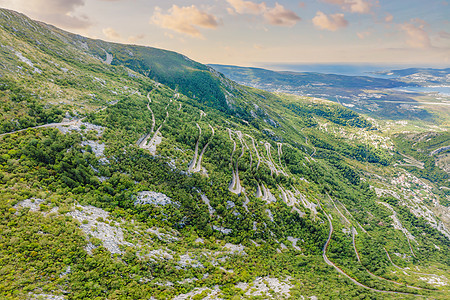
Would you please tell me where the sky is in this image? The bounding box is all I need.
[0,0,449,67]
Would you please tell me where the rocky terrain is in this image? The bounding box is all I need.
[0,8,449,300]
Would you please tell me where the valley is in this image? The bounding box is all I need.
[0,8,449,300]
[210,64,450,129]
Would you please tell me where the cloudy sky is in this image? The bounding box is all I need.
[1,0,449,66]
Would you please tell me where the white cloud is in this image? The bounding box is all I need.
[322,0,372,14]
[102,27,121,40]
[312,11,348,31]
[439,31,450,39]
[151,5,219,38]
[102,27,145,44]
[128,34,145,43]
[0,0,91,29]
[384,13,393,23]
[357,30,371,39]
[227,0,301,27]
[400,19,431,48]
[253,44,265,50]
[227,0,266,14]
[264,3,301,26]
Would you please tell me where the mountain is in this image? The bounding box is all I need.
[210,64,450,122]
[1,8,449,300]
[375,68,450,78]
[374,68,450,86]
[0,9,241,114]
[208,64,404,89]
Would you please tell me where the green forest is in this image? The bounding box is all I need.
[0,7,449,300]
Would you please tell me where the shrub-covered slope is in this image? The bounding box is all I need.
[0,8,449,300]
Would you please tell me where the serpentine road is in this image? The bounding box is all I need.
[0,120,80,138]
[0,89,141,138]
[351,228,427,291]
[322,209,422,296]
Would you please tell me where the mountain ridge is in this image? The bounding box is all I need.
[209,64,450,123]
[0,8,449,299]
[0,8,239,114]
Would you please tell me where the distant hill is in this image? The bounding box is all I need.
[376,68,450,77]
[0,8,449,300]
[0,9,238,113]
[209,64,403,89]
[374,68,450,86]
[209,64,441,121]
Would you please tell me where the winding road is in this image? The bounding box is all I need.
[324,193,429,292]
[384,249,438,277]
[327,193,351,226]
[245,134,261,170]
[194,124,214,172]
[337,200,368,234]
[0,91,123,138]
[321,210,421,296]
[147,91,156,133]
[188,123,202,172]
[227,129,243,194]
[276,142,288,174]
[242,133,270,200]
[299,127,317,158]
[352,227,361,263]
[140,91,178,154]
[351,228,426,291]
[264,142,287,176]
[379,202,418,259]
[189,124,214,173]
[0,120,81,138]
[256,183,263,199]
[137,90,158,148]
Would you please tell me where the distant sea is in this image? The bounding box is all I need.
[260,63,450,96]
[391,86,450,97]
[261,63,447,77]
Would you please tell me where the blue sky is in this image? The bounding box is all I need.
[1,0,449,66]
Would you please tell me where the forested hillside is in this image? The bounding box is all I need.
[0,8,449,300]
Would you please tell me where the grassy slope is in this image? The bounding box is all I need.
[0,8,449,300]
[210,64,450,125]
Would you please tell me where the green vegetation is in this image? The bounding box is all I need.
[393,131,449,204]
[0,7,449,300]
[210,64,445,122]
[0,77,65,133]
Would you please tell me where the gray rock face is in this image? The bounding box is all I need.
[134,191,174,206]
[67,205,133,254]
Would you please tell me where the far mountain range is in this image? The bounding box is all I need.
[210,64,450,121]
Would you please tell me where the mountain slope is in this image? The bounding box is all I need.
[209,64,450,123]
[0,8,449,300]
[209,64,403,89]
[0,9,239,114]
